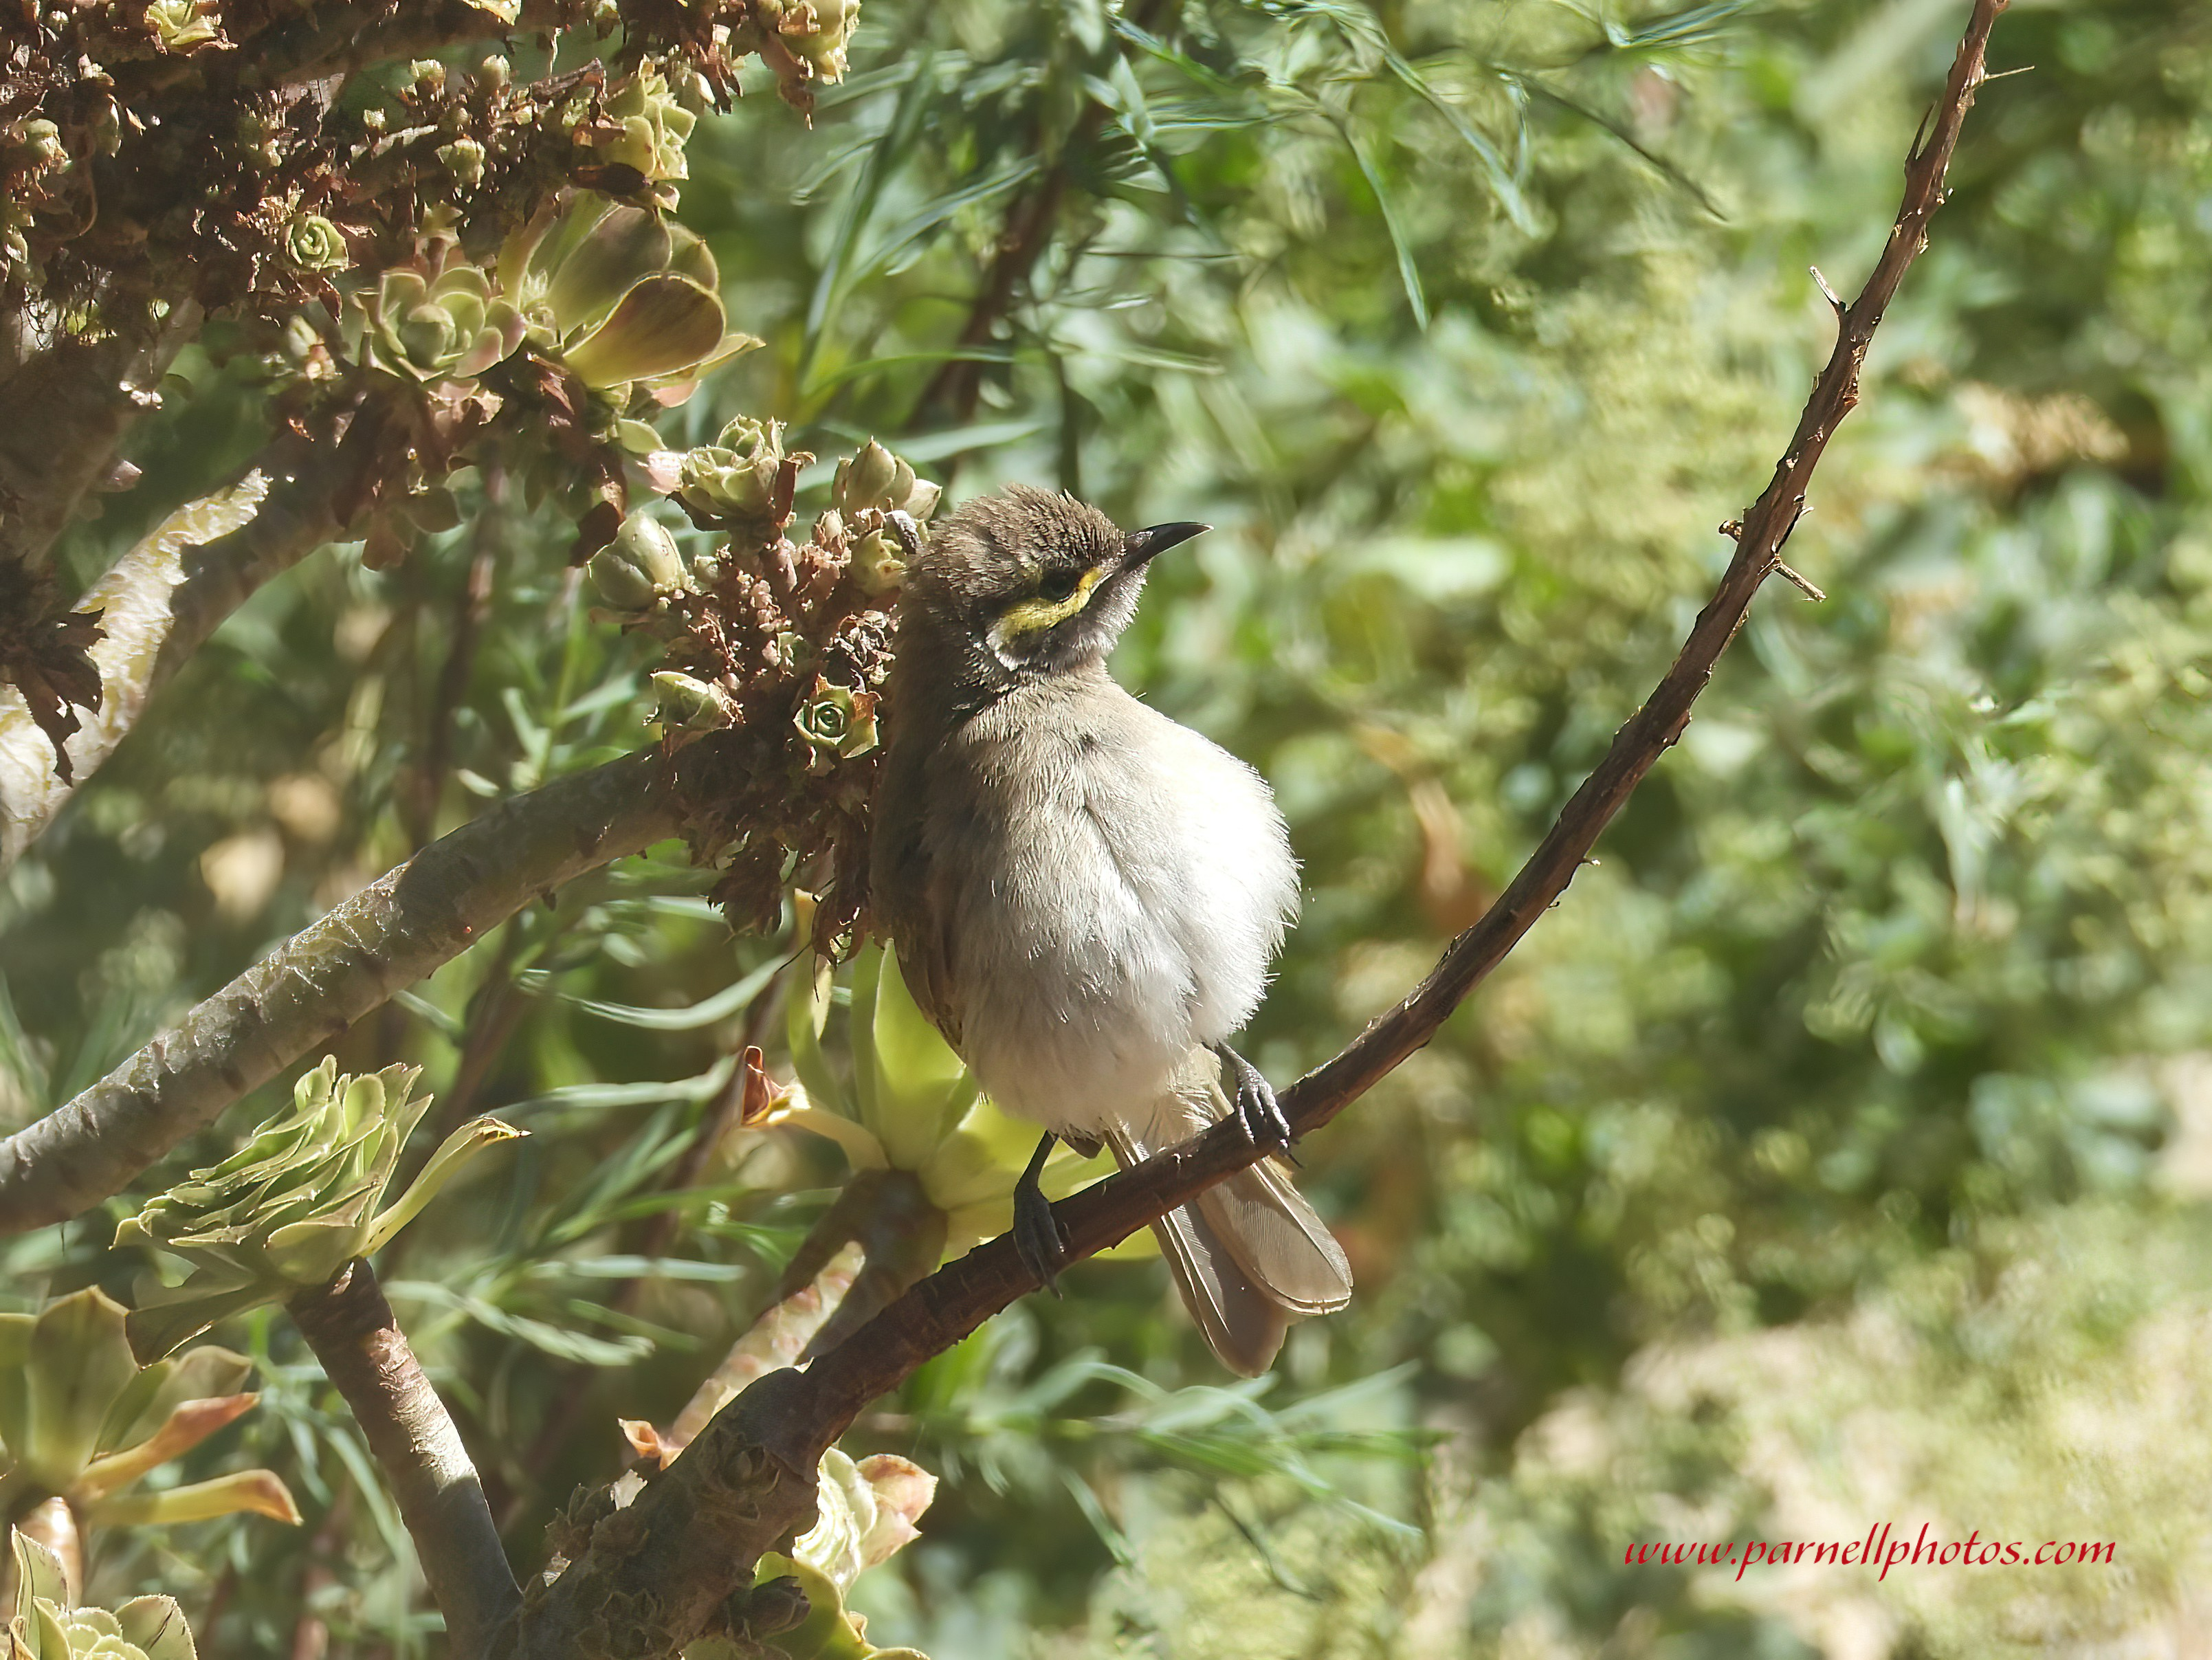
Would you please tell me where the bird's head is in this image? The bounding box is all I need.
[899,484,1208,684]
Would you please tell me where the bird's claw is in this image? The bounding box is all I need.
[1013,1178,1069,1297]
[1215,1042,1296,1159]
[1012,1131,1069,1296]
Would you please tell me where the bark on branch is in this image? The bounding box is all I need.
[0,430,373,874]
[290,1259,520,1660]
[0,751,690,1235]
[0,305,200,576]
[509,2,2010,1652]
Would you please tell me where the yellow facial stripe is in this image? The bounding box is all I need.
[993,567,1103,643]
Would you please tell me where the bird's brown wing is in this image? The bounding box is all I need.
[901,849,966,1052]
[869,731,967,1053]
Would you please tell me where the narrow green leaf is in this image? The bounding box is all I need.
[360,1116,528,1258]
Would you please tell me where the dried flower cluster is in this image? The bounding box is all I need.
[1,0,858,770]
[1,0,858,318]
[588,436,939,949]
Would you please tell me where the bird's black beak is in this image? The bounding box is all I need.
[1121,521,1210,569]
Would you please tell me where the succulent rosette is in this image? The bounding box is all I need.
[5,1529,199,1659]
[145,0,221,53]
[0,1288,298,1534]
[792,676,879,768]
[498,197,757,395]
[674,415,789,526]
[115,1059,524,1360]
[283,214,349,274]
[365,261,527,385]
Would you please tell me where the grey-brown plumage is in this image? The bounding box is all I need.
[870,484,1351,1375]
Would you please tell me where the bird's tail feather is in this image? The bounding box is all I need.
[1104,1048,1353,1377]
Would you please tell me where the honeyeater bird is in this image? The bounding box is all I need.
[870,485,1352,1375]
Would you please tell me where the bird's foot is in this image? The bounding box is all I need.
[1214,1041,1296,1159]
[1013,1133,1069,1296]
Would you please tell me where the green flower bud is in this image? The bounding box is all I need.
[15,120,63,165]
[830,440,940,520]
[477,54,511,88]
[850,528,905,595]
[769,0,860,81]
[651,671,738,738]
[283,214,349,274]
[438,137,487,187]
[832,441,896,516]
[589,513,688,612]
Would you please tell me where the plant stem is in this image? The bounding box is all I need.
[289,1261,518,1660]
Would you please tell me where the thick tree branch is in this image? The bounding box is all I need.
[290,1259,519,1660]
[508,3,2009,1652]
[0,304,200,576]
[0,751,690,1235]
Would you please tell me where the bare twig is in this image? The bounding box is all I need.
[405,467,506,851]
[508,3,2009,1651]
[662,1243,862,1459]
[0,750,689,1235]
[289,1261,518,1660]
[909,0,1166,426]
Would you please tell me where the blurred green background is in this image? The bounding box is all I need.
[8,0,2212,1653]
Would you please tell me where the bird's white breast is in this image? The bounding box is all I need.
[920,674,1298,1141]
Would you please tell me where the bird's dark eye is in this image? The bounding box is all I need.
[1038,568,1083,604]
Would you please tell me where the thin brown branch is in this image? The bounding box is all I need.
[506,3,2009,1651]
[289,1261,518,1660]
[912,169,1075,425]
[404,468,505,850]
[910,0,1166,426]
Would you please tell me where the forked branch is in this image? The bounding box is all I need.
[511,1,2011,1652]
